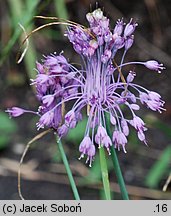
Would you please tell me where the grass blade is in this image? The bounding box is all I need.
[54,0,69,33]
[145,146,171,188]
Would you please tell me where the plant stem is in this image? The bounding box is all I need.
[99,147,111,200]
[104,113,129,200]
[110,146,129,200]
[55,135,80,200]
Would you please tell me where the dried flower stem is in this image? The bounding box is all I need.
[55,135,80,200]
[18,129,52,200]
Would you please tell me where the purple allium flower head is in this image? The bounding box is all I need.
[7,8,166,166]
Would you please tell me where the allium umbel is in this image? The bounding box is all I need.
[7,9,165,166]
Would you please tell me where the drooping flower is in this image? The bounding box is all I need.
[113,130,127,153]
[6,107,26,117]
[7,8,165,166]
[95,125,107,147]
[145,60,165,73]
[57,124,69,138]
[129,116,147,144]
[6,107,37,117]
[102,135,112,155]
[79,136,96,167]
[36,110,55,130]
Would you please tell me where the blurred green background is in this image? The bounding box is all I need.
[0,0,171,200]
